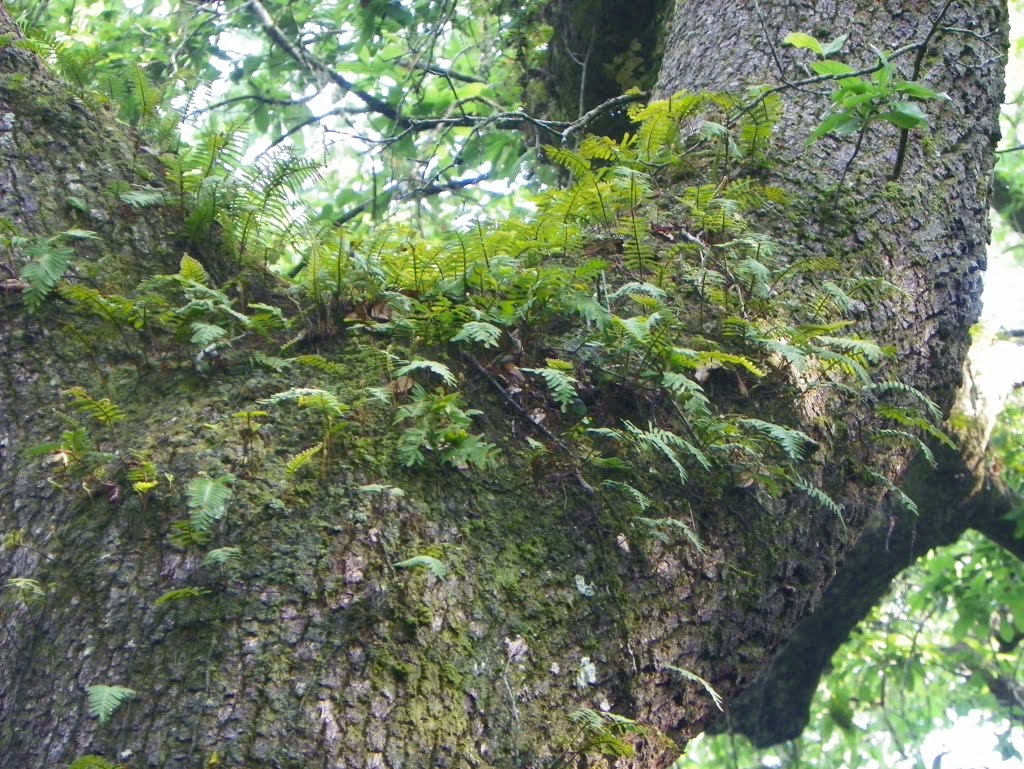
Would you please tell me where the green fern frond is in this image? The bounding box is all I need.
[866,469,920,515]
[543,145,592,177]
[286,443,324,476]
[87,685,136,724]
[868,381,943,420]
[119,187,165,208]
[20,240,74,310]
[523,365,579,410]
[793,476,845,522]
[393,359,457,387]
[451,320,502,348]
[663,665,723,710]
[261,388,349,416]
[874,405,956,449]
[203,546,241,566]
[292,355,347,377]
[186,473,234,533]
[154,586,211,606]
[190,321,227,346]
[64,387,125,426]
[178,254,209,284]
[394,554,448,579]
[872,428,937,467]
[738,418,813,461]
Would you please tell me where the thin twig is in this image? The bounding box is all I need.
[891,0,958,179]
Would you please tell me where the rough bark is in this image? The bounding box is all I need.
[0,2,1009,769]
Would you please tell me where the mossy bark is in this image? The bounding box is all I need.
[0,2,1009,768]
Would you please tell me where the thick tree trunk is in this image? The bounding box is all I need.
[0,2,1008,769]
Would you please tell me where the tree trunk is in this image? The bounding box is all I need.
[0,2,1008,768]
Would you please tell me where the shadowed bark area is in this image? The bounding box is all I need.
[0,2,1011,769]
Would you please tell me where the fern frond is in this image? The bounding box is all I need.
[872,428,937,468]
[523,365,579,410]
[286,443,323,476]
[394,554,448,579]
[119,187,165,208]
[87,685,136,724]
[154,586,211,606]
[738,418,813,461]
[20,240,73,310]
[663,665,723,711]
[178,254,209,285]
[190,322,227,346]
[451,320,502,348]
[64,387,125,426]
[868,381,943,420]
[203,546,241,566]
[543,145,592,177]
[186,473,234,533]
[393,359,457,387]
[866,469,920,515]
[793,476,845,521]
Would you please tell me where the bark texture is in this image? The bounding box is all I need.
[0,2,1009,768]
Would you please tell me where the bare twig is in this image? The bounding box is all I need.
[891,0,958,180]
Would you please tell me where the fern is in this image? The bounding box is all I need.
[738,418,813,461]
[522,364,579,410]
[118,187,165,208]
[203,546,241,567]
[393,359,457,387]
[866,469,920,515]
[451,320,502,348]
[69,757,123,769]
[178,253,209,285]
[190,322,227,346]
[394,554,448,579]
[186,473,234,533]
[634,516,705,553]
[793,476,845,522]
[154,586,211,606]
[286,442,323,476]
[873,428,937,468]
[87,685,136,724]
[64,387,125,426]
[868,380,943,420]
[663,665,723,711]
[20,239,74,310]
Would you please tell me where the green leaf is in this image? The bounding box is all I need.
[782,32,823,55]
[87,685,136,724]
[808,112,862,143]
[820,33,849,56]
[894,82,950,100]
[394,554,448,579]
[740,418,815,461]
[877,102,928,130]
[810,60,856,77]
